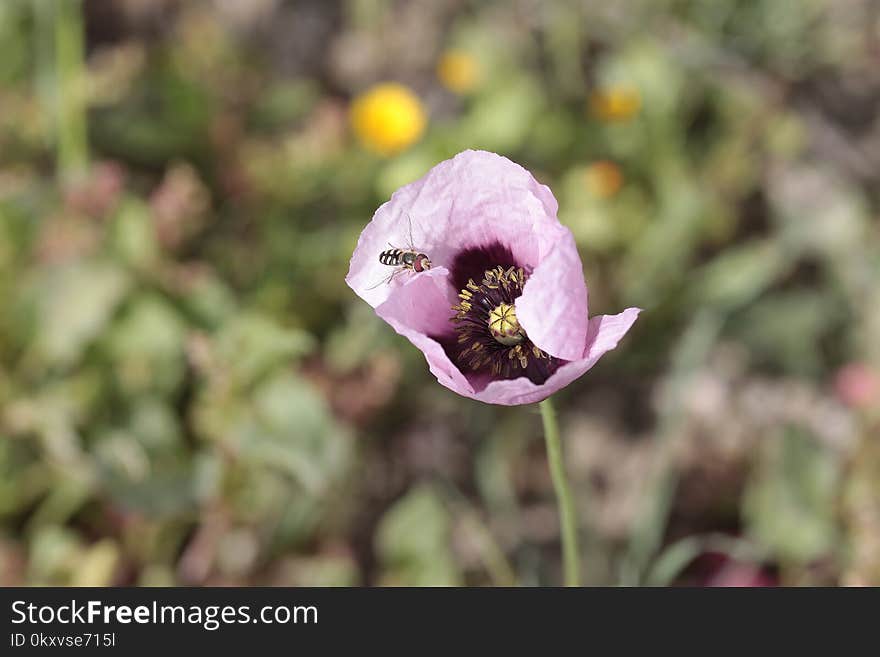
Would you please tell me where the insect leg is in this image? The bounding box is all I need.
[387,267,406,284]
[365,270,395,291]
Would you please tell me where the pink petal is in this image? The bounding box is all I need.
[583,307,642,360]
[515,229,589,361]
[469,307,641,405]
[346,150,563,308]
[374,267,477,397]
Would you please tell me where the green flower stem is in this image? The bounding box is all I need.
[539,397,580,586]
[53,0,89,180]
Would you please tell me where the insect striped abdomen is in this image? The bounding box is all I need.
[379,249,402,266]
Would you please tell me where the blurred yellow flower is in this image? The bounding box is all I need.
[350,83,427,156]
[589,86,641,122]
[584,160,623,199]
[437,50,481,94]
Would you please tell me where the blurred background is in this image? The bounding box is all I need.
[1,0,879,587]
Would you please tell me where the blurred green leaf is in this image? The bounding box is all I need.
[243,372,351,494]
[734,289,842,375]
[690,239,790,311]
[30,260,130,368]
[376,485,461,586]
[112,198,159,269]
[105,294,187,396]
[251,80,320,130]
[90,65,212,166]
[743,427,840,564]
[27,526,82,585]
[214,313,314,388]
[460,75,544,152]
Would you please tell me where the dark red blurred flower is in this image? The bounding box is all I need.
[697,552,776,588]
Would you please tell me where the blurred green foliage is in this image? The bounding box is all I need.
[1,0,879,586]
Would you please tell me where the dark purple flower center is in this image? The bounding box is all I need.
[436,243,563,385]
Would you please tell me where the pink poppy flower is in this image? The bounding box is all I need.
[833,362,879,410]
[346,150,640,405]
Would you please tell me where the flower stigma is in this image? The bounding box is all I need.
[488,303,524,346]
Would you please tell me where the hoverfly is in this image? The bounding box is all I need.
[367,213,433,289]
